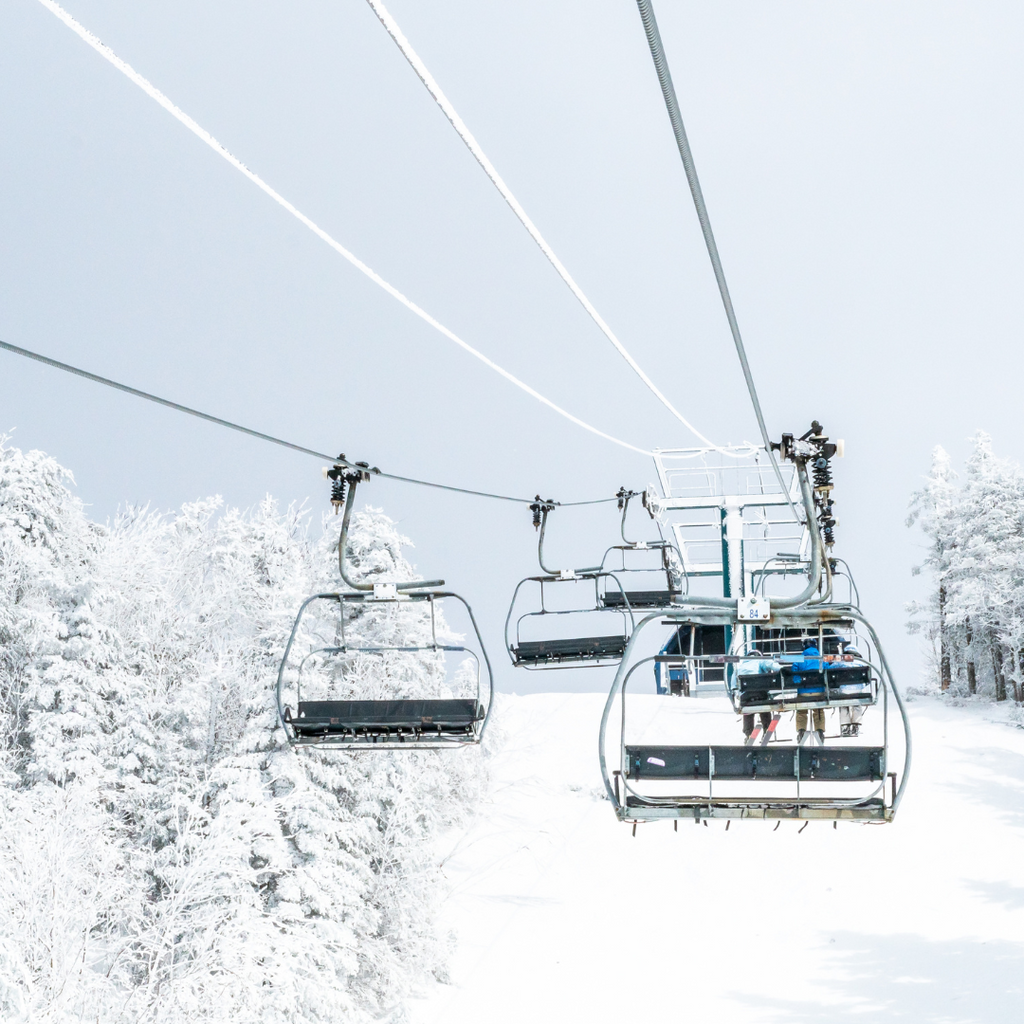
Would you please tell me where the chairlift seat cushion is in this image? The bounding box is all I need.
[512,635,627,665]
[601,590,678,609]
[292,699,483,735]
[625,745,884,782]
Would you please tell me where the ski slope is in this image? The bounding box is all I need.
[409,692,1024,1023]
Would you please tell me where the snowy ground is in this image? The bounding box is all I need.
[408,692,1024,1023]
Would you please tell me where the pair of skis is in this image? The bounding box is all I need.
[745,714,781,746]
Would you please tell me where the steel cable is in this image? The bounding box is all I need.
[0,338,617,507]
[634,0,801,517]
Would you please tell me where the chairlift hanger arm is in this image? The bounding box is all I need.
[534,502,602,577]
[616,487,672,550]
[618,488,641,546]
[335,469,444,591]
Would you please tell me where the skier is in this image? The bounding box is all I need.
[838,646,866,737]
[793,645,825,744]
[737,652,780,741]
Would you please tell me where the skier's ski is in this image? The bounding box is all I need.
[759,714,781,745]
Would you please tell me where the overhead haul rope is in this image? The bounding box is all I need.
[0,338,617,507]
[364,0,734,454]
[36,0,649,459]
[634,0,801,517]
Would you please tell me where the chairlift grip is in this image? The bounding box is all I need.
[535,504,602,576]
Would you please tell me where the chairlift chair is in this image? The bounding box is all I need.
[598,427,911,823]
[505,498,634,670]
[598,489,687,612]
[731,620,878,717]
[276,463,493,750]
[599,606,910,823]
[653,621,728,696]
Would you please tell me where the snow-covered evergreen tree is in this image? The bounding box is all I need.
[0,438,487,1022]
[909,432,1024,703]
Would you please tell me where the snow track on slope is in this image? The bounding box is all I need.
[411,692,1024,1023]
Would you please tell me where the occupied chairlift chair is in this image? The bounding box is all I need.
[730,621,876,718]
[598,428,912,823]
[505,498,636,669]
[277,463,493,749]
[604,609,900,822]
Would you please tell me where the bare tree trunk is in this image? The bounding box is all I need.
[990,628,1007,702]
[938,585,951,691]
[966,619,977,695]
[1017,648,1024,704]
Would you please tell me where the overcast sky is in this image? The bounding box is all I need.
[3,0,1024,692]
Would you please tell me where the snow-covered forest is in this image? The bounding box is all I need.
[909,431,1024,706]
[0,439,487,1022]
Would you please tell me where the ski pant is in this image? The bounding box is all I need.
[796,708,825,732]
[743,712,772,737]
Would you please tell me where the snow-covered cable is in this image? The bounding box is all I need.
[36,0,650,459]
[364,0,732,452]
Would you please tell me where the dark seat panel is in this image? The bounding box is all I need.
[601,590,679,609]
[736,666,873,708]
[291,699,483,734]
[625,745,885,782]
[512,635,627,665]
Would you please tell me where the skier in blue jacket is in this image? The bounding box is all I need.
[793,645,826,743]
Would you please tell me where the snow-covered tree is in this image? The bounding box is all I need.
[0,438,487,1022]
[909,432,1024,702]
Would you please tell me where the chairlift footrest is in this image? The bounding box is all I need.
[601,590,679,609]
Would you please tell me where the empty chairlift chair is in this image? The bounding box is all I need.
[654,622,728,696]
[505,499,634,670]
[277,464,493,749]
[598,489,686,612]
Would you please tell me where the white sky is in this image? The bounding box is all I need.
[3,0,1024,691]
